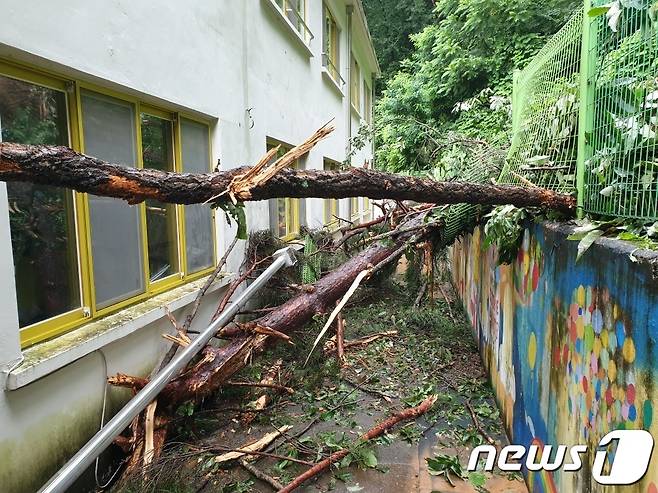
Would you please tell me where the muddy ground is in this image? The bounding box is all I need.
[115,274,527,493]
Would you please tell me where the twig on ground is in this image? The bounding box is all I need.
[340,375,395,403]
[240,460,285,490]
[438,283,456,324]
[414,280,428,308]
[226,381,294,395]
[277,395,438,493]
[466,400,496,445]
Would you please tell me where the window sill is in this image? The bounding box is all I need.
[322,69,345,97]
[263,0,314,58]
[7,273,232,390]
[351,104,362,118]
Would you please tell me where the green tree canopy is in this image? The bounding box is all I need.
[373,0,580,174]
[362,0,436,86]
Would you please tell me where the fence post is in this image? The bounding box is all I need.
[576,0,596,218]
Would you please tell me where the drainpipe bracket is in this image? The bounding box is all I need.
[273,247,297,267]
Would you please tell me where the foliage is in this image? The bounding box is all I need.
[426,454,487,489]
[374,0,580,173]
[345,124,374,166]
[586,6,658,217]
[361,0,436,86]
[215,201,247,240]
[301,234,321,283]
[483,205,527,264]
[567,217,658,262]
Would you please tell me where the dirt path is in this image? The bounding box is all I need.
[115,279,526,493]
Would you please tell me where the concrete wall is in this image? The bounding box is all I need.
[0,1,377,491]
[451,222,658,492]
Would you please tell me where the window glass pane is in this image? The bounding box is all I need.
[323,160,339,224]
[0,74,81,326]
[141,114,179,282]
[364,82,372,124]
[286,0,305,34]
[323,6,340,81]
[351,56,361,109]
[181,119,213,273]
[81,90,145,308]
[267,141,301,238]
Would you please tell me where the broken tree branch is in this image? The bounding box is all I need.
[466,400,496,446]
[240,460,285,491]
[0,141,576,213]
[226,381,294,395]
[335,311,345,366]
[213,425,293,464]
[277,395,438,493]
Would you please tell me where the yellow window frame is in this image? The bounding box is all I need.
[364,81,372,124]
[323,159,340,228]
[267,139,302,242]
[350,54,361,112]
[1,59,218,347]
[176,114,218,282]
[323,4,341,83]
[351,196,360,220]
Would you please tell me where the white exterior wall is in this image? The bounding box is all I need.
[0,1,378,491]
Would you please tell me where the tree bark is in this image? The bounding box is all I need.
[0,143,576,213]
[158,241,402,404]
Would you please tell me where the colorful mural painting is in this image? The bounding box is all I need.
[451,222,658,492]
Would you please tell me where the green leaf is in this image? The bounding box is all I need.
[600,185,616,197]
[468,472,487,488]
[588,5,611,17]
[218,202,248,240]
[576,229,604,262]
[642,171,655,190]
[361,450,378,468]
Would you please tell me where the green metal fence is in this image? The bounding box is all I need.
[500,9,584,194]
[441,145,505,245]
[584,0,658,219]
[499,0,658,221]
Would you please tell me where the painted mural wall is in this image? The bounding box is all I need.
[451,222,658,492]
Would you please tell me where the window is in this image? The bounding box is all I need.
[0,61,217,347]
[322,5,342,84]
[82,90,146,308]
[364,81,372,124]
[268,140,301,240]
[323,159,339,226]
[363,197,371,220]
[350,196,360,219]
[141,110,179,282]
[350,54,361,111]
[181,118,215,273]
[0,69,83,334]
[274,0,311,43]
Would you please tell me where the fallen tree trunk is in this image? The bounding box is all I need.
[157,240,409,404]
[109,212,435,475]
[0,142,576,213]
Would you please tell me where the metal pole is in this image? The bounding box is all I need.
[39,247,296,493]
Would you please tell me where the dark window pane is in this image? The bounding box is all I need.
[0,74,81,327]
[81,90,145,308]
[141,114,179,282]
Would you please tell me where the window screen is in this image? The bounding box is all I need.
[181,118,214,273]
[81,90,145,308]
